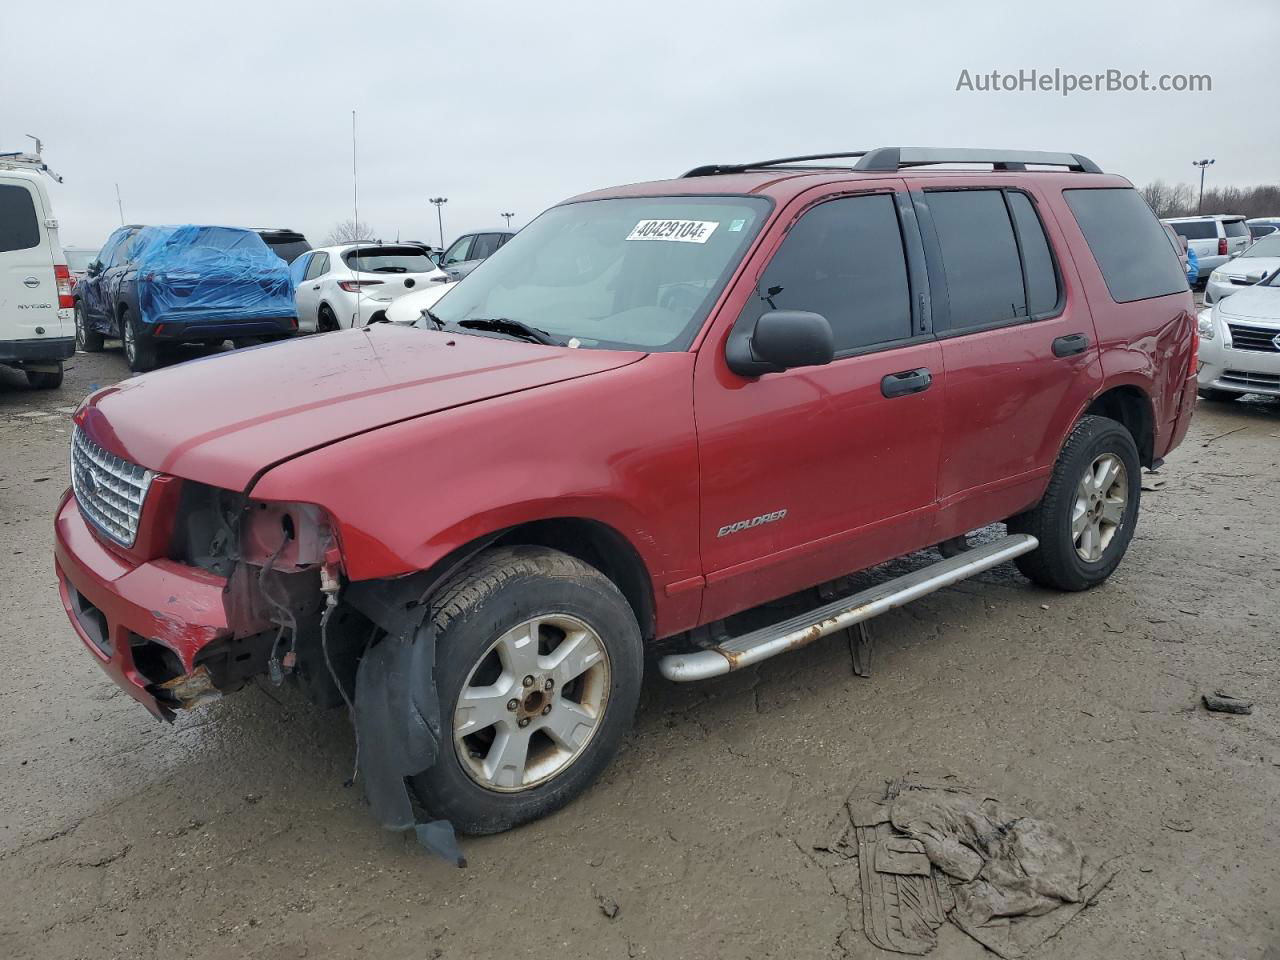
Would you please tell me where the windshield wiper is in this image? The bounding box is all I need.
[455,317,561,346]
[420,307,445,330]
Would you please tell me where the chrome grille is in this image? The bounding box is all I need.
[1226,322,1280,353]
[1221,370,1280,391]
[70,427,154,547]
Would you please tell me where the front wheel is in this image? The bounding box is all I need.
[75,304,104,352]
[1009,415,1141,591]
[411,546,643,835]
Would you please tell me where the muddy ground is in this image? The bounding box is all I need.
[1,338,1277,960]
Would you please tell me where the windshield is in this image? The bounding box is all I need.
[346,248,437,273]
[425,196,771,351]
[1242,234,1280,258]
[64,249,98,272]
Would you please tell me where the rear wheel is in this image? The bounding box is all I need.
[410,546,643,835]
[1197,387,1240,402]
[121,311,158,372]
[75,304,104,352]
[1009,415,1141,591]
[317,305,339,332]
[25,363,63,389]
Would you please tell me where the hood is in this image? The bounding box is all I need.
[1216,285,1280,322]
[78,325,643,491]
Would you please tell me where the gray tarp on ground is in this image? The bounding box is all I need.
[842,777,1117,958]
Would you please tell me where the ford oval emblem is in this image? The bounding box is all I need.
[23,276,39,288]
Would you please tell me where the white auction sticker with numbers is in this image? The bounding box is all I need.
[625,219,719,243]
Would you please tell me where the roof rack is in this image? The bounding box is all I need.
[681,147,1101,178]
[0,150,64,183]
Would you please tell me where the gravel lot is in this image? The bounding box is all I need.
[1,338,1277,960]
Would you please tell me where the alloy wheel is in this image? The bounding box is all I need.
[1072,453,1128,562]
[453,614,611,792]
[123,320,136,364]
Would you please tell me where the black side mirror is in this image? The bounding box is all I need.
[726,310,835,377]
[86,260,102,276]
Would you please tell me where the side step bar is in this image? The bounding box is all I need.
[657,534,1038,682]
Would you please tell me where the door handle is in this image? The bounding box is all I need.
[311,285,320,290]
[1052,333,1089,357]
[881,367,932,398]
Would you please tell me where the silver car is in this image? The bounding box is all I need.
[1204,233,1280,304]
[1163,214,1251,284]
[1197,267,1280,401]
[439,229,515,281]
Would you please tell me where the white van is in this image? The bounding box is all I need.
[0,152,74,388]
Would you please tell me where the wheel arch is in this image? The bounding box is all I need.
[1084,385,1156,467]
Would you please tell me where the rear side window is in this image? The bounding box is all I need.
[752,193,912,353]
[926,190,1026,328]
[1065,188,1187,303]
[1006,192,1060,317]
[1223,219,1249,238]
[303,252,329,280]
[0,183,40,253]
[1170,220,1215,240]
[470,233,503,260]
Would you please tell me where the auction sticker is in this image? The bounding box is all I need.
[626,219,719,243]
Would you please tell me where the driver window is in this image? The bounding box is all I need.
[443,236,474,265]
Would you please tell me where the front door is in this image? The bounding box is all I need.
[695,186,945,621]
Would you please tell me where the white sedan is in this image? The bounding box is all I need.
[1197,267,1280,401]
[292,243,449,331]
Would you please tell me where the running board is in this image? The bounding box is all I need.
[657,534,1038,682]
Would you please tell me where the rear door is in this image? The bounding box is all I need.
[913,183,1102,537]
[0,176,59,342]
[695,183,946,619]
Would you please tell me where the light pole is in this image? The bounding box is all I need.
[500,211,515,229]
[1192,159,1214,214]
[429,197,448,248]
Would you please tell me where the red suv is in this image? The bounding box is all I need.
[54,147,1197,838]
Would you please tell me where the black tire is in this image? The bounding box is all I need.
[410,546,643,835]
[317,305,339,332]
[75,303,104,352]
[121,311,158,372]
[1197,388,1240,402]
[25,363,63,389]
[1008,415,1141,592]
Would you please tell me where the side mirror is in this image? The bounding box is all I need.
[726,310,835,377]
[1228,251,1240,259]
[86,260,102,276]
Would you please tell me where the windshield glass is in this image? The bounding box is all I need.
[425,196,771,351]
[347,248,437,273]
[1242,234,1280,258]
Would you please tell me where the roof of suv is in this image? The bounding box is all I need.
[1163,214,1246,222]
[566,147,1129,205]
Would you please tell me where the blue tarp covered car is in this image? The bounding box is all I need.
[74,224,298,372]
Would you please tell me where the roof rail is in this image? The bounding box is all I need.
[0,151,64,183]
[681,147,1101,178]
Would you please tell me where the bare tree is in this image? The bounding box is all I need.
[323,219,374,245]
[1139,181,1280,220]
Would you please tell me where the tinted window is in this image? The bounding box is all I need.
[302,252,328,281]
[107,229,140,266]
[1223,219,1249,238]
[1007,192,1060,317]
[0,183,40,253]
[927,190,1025,328]
[1170,220,1215,240]
[752,194,911,353]
[1066,188,1187,303]
[346,248,436,273]
[1243,235,1280,258]
[470,233,502,260]
[443,236,473,265]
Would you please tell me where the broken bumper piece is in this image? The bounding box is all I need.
[53,490,232,720]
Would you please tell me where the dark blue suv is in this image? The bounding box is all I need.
[74,225,297,371]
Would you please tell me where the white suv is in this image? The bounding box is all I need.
[0,152,74,388]
[1162,214,1251,287]
[292,243,449,331]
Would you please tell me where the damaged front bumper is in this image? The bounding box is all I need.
[53,490,243,720]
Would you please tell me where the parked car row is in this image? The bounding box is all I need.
[290,243,449,330]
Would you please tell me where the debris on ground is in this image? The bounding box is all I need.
[593,888,620,919]
[828,776,1116,958]
[1202,692,1253,715]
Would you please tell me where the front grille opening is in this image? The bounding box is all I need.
[128,634,185,688]
[68,582,112,656]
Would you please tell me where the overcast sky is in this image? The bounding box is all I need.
[4,0,1276,249]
